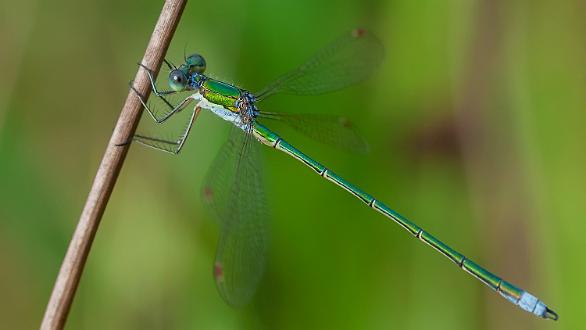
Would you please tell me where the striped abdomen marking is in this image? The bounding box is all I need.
[275,139,325,174]
[252,123,557,320]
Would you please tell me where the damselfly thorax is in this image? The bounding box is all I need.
[194,74,258,125]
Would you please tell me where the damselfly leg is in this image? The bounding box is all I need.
[133,106,202,154]
[131,63,191,123]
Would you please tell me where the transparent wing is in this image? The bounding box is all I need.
[202,127,268,306]
[258,111,369,153]
[255,29,384,101]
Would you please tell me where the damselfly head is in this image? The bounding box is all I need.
[185,53,206,74]
[168,69,188,92]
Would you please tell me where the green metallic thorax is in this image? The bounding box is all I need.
[201,77,242,112]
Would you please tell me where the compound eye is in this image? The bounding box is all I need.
[168,70,187,91]
[186,54,206,74]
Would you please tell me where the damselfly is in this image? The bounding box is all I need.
[127,29,557,320]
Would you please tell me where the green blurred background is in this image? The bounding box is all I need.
[1,0,584,329]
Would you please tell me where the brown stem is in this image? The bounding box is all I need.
[40,1,187,329]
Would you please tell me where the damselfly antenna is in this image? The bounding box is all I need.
[183,43,188,62]
[163,58,177,70]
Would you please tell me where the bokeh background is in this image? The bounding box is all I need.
[1,0,584,329]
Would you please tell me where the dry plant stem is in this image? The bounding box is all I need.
[40,1,187,329]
